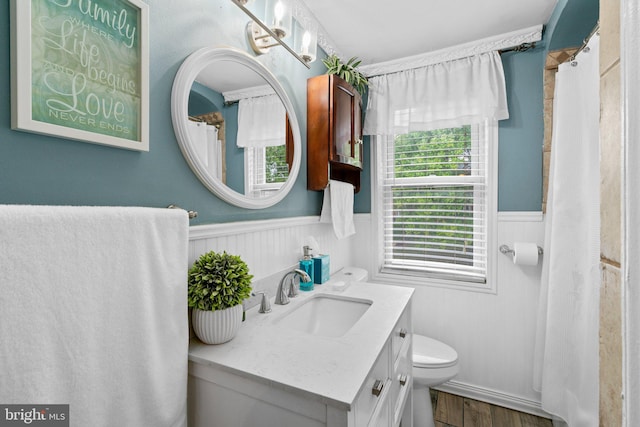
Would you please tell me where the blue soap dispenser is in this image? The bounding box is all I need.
[298,245,314,291]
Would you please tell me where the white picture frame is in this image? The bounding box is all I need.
[10,0,150,151]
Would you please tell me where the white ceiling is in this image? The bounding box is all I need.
[299,0,559,66]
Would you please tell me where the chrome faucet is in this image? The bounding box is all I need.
[252,291,272,313]
[275,269,311,305]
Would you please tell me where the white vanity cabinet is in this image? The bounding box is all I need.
[391,305,413,426]
[187,283,414,427]
[353,303,412,427]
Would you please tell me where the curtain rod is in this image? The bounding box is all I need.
[365,41,538,79]
[361,25,543,78]
[188,116,221,128]
[499,42,537,54]
[364,44,536,79]
[569,21,600,63]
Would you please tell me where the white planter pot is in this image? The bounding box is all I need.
[192,305,243,344]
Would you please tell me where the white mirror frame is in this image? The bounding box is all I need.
[171,46,301,209]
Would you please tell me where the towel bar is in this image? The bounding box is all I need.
[167,204,198,219]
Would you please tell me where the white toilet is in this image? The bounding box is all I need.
[332,267,459,427]
[412,334,459,427]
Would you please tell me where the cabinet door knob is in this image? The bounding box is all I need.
[399,328,408,338]
[399,374,408,386]
[372,380,384,397]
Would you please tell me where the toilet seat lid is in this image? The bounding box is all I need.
[413,335,458,368]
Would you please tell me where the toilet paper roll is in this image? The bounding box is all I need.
[513,242,539,266]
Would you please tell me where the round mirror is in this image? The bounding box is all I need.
[171,47,301,209]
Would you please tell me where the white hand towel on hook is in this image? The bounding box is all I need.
[320,180,356,239]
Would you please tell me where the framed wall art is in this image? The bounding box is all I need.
[10,0,150,151]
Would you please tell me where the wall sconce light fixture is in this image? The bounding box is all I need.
[231,0,314,68]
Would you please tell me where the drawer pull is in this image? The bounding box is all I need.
[399,374,408,386]
[399,328,408,338]
[372,380,384,397]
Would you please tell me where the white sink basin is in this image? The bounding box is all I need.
[276,294,372,337]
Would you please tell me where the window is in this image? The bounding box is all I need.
[245,145,289,197]
[374,120,497,290]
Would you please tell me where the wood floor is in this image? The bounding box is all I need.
[431,391,553,427]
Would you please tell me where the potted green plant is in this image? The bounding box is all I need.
[188,250,253,344]
[322,55,369,95]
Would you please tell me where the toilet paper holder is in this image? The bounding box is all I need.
[499,244,543,256]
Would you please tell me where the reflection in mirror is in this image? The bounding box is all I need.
[188,64,292,198]
[188,89,226,184]
[171,47,301,209]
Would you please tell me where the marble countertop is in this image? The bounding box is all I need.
[188,278,414,410]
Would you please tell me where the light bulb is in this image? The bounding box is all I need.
[270,0,287,38]
[301,31,311,55]
[274,1,284,22]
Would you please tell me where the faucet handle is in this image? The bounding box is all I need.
[275,282,290,305]
[253,291,272,313]
[287,277,299,298]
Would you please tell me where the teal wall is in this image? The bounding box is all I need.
[0,1,328,224]
[0,0,595,222]
[498,47,545,211]
[495,0,597,211]
[547,0,599,51]
[188,82,224,116]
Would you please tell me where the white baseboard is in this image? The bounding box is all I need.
[433,380,552,419]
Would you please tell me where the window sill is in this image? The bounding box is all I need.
[370,270,497,294]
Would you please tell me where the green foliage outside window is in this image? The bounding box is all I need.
[389,126,477,267]
[265,145,289,183]
[393,126,472,178]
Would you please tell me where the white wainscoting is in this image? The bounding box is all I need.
[188,211,547,417]
[357,211,548,417]
[188,215,372,283]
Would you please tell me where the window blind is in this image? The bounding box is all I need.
[380,124,488,283]
[246,146,289,197]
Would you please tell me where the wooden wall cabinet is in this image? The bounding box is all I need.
[307,74,363,193]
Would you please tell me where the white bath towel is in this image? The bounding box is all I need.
[320,180,356,239]
[0,205,189,427]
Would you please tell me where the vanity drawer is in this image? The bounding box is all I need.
[368,385,391,427]
[354,343,390,427]
[391,306,411,362]
[392,341,412,426]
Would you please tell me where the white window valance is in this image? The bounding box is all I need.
[363,51,509,135]
[237,94,286,148]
